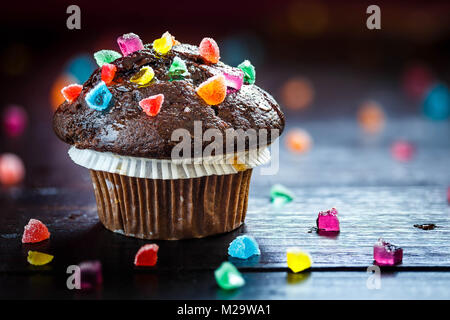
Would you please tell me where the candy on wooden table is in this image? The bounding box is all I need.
[214,262,245,290]
[0,153,25,186]
[85,81,113,111]
[237,60,255,84]
[168,56,189,80]
[357,101,385,134]
[199,37,220,64]
[117,33,144,56]
[373,238,403,266]
[391,140,415,162]
[130,66,155,86]
[285,128,312,154]
[422,83,450,121]
[153,32,173,55]
[93,50,122,67]
[2,105,27,138]
[22,219,50,243]
[316,208,340,232]
[196,74,227,105]
[228,235,261,259]
[270,184,294,207]
[78,260,103,290]
[27,251,54,266]
[223,69,244,93]
[139,94,164,117]
[134,244,159,266]
[101,63,117,85]
[286,248,312,273]
[61,84,83,103]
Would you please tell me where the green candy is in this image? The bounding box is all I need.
[168,56,189,80]
[270,184,294,207]
[214,262,245,290]
[93,50,122,67]
[237,60,256,84]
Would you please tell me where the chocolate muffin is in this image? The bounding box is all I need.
[53,32,285,240]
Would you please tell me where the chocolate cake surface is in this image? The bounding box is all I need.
[53,42,285,159]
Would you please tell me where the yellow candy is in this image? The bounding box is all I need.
[27,251,54,266]
[286,248,312,273]
[153,33,173,55]
[130,66,155,85]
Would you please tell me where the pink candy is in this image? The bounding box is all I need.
[0,153,25,186]
[117,33,144,56]
[373,238,403,266]
[316,208,340,232]
[391,140,415,162]
[2,105,27,138]
[223,70,244,93]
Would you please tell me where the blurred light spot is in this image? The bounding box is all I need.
[281,77,314,110]
[357,101,385,134]
[0,153,25,186]
[391,140,415,162]
[422,83,450,121]
[402,63,434,100]
[288,1,328,37]
[50,73,77,111]
[221,34,264,67]
[1,43,31,76]
[66,54,97,83]
[2,105,28,138]
[285,128,312,154]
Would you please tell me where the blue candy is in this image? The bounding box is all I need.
[228,235,261,259]
[85,81,112,111]
[422,83,450,121]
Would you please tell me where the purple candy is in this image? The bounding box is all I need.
[78,260,102,290]
[2,105,27,138]
[373,238,403,266]
[223,70,244,93]
[316,208,340,232]
[117,33,144,56]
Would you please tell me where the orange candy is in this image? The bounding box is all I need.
[196,74,227,105]
[285,129,312,153]
[357,101,385,134]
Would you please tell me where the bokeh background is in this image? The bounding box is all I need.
[0,0,449,190]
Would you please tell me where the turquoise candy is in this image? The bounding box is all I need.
[423,83,450,120]
[228,235,261,259]
[85,81,112,111]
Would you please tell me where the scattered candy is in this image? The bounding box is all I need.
[270,184,294,207]
[237,60,255,84]
[422,83,450,121]
[286,248,312,273]
[357,101,385,134]
[117,33,144,56]
[391,140,415,162]
[228,235,261,259]
[50,74,78,110]
[196,74,227,105]
[223,69,244,93]
[0,153,25,186]
[139,94,164,117]
[93,50,122,67]
[199,37,220,64]
[285,128,312,154]
[134,244,159,266]
[22,219,50,243]
[61,84,83,103]
[413,224,436,230]
[281,77,314,110]
[101,63,117,85]
[162,31,179,46]
[27,251,54,266]
[316,208,340,232]
[168,57,189,80]
[78,260,103,290]
[130,66,155,86]
[2,105,27,138]
[153,32,173,55]
[85,81,113,111]
[373,238,403,266]
[214,262,245,290]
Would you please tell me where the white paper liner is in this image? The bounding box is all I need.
[68,146,271,180]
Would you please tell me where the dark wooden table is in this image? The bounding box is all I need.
[1,114,449,299]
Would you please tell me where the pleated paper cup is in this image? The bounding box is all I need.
[69,147,270,240]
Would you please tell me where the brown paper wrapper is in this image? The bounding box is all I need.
[90,169,253,240]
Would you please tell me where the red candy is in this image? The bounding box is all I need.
[391,140,415,162]
[0,153,25,186]
[134,244,159,266]
[101,63,117,85]
[199,37,220,64]
[61,84,83,103]
[22,219,50,243]
[139,94,164,117]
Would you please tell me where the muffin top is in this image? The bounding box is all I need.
[53,33,285,159]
